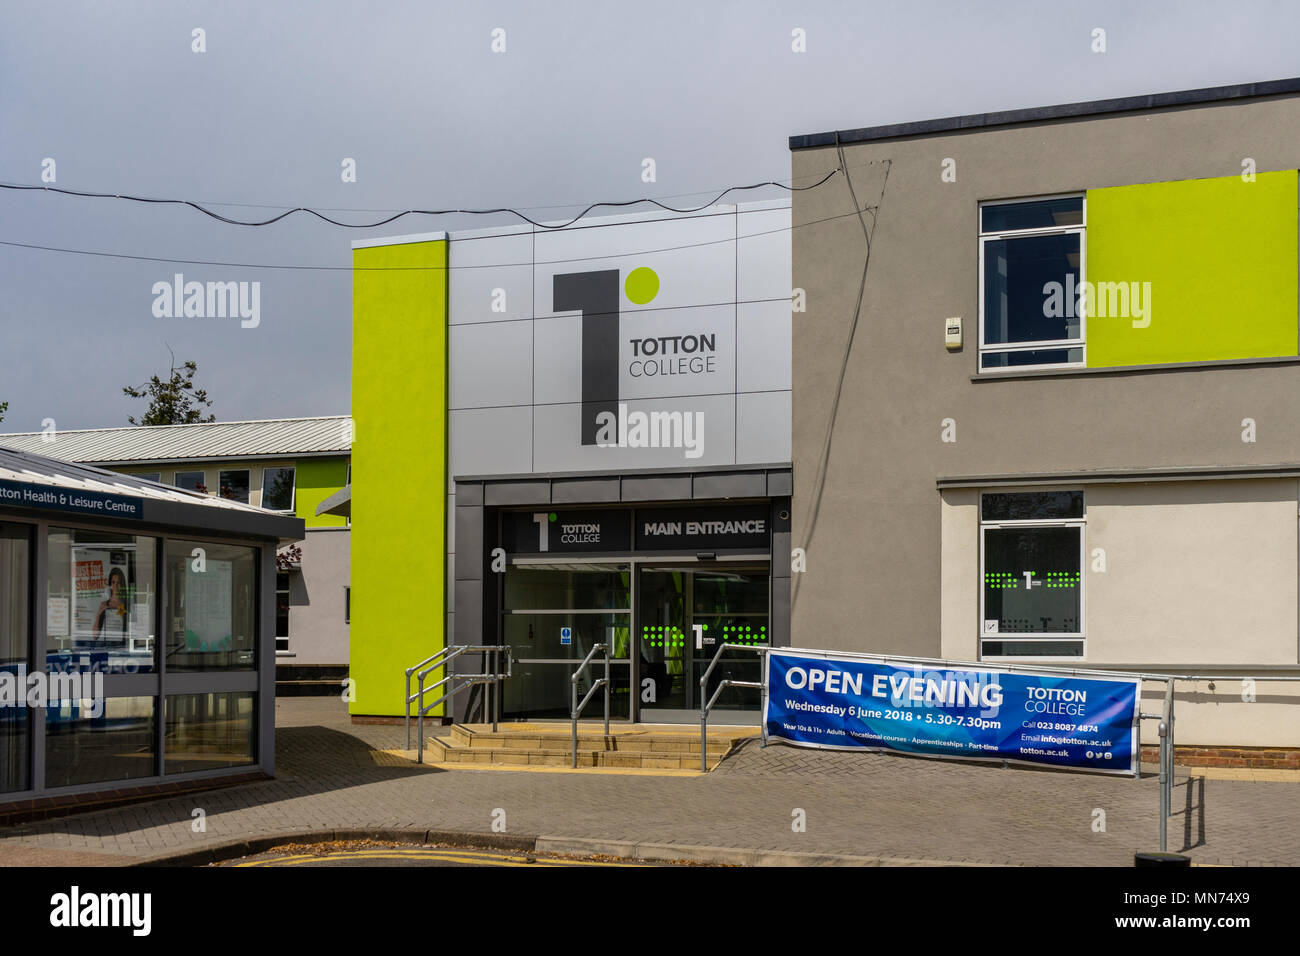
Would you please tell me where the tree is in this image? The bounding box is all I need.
[0,401,7,423]
[123,351,215,426]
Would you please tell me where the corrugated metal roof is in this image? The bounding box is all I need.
[0,415,352,465]
[0,446,288,517]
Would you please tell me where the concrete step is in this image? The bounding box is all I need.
[449,723,749,755]
[426,737,732,771]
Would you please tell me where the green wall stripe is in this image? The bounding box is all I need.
[1086,170,1298,368]
[351,240,448,717]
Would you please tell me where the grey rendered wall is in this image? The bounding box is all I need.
[286,527,350,665]
[790,91,1300,661]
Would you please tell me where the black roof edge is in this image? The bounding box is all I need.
[789,76,1300,150]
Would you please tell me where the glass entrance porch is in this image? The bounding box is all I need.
[498,560,768,722]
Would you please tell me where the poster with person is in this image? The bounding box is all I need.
[71,544,137,645]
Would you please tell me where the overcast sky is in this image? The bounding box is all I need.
[2,0,1297,431]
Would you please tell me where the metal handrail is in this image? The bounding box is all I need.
[700,642,769,771]
[570,643,610,768]
[405,649,453,751]
[406,644,512,764]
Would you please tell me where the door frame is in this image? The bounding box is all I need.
[632,560,770,723]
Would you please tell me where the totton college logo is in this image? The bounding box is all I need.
[553,266,711,454]
[553,268,634,445]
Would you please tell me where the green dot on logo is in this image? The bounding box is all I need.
[549,513,557,521]
[624,267,659,305]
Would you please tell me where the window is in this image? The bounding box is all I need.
[164,692,255,774]
[344,585,350,624]
[980,491,1083,658]
[275,572,290,652]
[46,527,158,673]
[218,469,250,504]
[979,196,1085,370]
[261,467,295,512]
[135,473,161,484]
[0,523,31,794]
[163,539,257,671]
[174,471,207,494]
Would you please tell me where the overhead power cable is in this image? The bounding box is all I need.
[791,144,891,615]
[0,157,878,221]
[0,170,840,229]
[0,202,877,273]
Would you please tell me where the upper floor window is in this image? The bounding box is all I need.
[174,470,206,494]
[218,469,250,504]
[261,466,296,513]
[979,196,1085,371]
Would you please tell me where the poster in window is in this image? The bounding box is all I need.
[71,544,141,645]
[184,559,233,651]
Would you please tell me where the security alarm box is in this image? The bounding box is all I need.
[945,317,962,350]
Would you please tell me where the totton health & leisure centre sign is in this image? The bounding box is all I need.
[0,479,143,520]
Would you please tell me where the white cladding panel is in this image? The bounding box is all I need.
[447,202,790,479]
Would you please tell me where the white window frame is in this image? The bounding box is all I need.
[978,490,1085,660]
[275,571,291,654]
[260,466,297,514]
[978,193,1087,372]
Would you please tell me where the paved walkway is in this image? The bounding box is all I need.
[1,698,1295,866]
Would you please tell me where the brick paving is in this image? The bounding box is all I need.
[0,697,1295,866]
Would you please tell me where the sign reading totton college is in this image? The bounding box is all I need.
[0,479,143,520]
[764,650,1141,775]
[502,509,633,555]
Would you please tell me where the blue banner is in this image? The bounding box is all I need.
[764,650,1141,775]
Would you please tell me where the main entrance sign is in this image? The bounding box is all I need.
[764,650,1141,775]
[502,503,771,556]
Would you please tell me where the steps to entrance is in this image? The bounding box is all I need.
[425,723,756,771]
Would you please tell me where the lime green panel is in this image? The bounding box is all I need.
[294,457,349,529]
[1086,171,1298,367]
[351,240,447,716]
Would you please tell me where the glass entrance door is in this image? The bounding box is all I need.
[500,562,632,720]
[637,565,768,718]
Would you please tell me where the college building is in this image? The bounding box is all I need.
[788,77,1300,750]
[0,417,351,688]
[350,201,791,723]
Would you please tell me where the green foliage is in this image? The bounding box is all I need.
[123,358,215,426]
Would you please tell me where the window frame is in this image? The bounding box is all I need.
[978,193,1087,372]
[174,470,207,494]
[217,468,251,505]
[260,466,297,514]
[275,571,291,653]
[978,489,1086,660]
